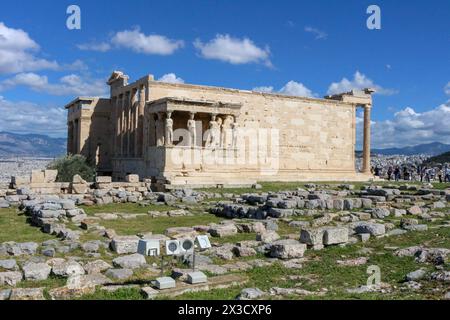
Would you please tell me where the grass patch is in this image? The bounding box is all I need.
[199,181,450,195]
[78,287,144,300]
[173,226,449,300]
[99,213,223,235]
[0,208,55,243]
[80,202,176,215]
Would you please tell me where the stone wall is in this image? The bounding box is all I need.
[114,80,367,186]
[66,72,373,187]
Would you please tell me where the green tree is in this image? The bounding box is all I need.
[47,154,95,182]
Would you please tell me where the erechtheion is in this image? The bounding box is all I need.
[65,71,374,188]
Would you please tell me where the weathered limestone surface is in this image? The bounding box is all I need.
[65,71,375,187]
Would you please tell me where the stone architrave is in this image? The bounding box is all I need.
[187,112,196,147]
[165,112,173,146]
[362,104,372,174]
[155,113,164,147]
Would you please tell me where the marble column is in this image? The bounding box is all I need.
[137,85,146,156]
[126,91,131,157]
[362,104,372,174]
[120,94,125,156]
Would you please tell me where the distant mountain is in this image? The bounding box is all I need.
[424,151,450,165]
[370,142,450,156]
[0,132,66,157]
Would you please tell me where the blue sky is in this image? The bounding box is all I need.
[0,0,449,148]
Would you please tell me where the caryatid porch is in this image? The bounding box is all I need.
[145,97,242,149]
[143,97,257,186]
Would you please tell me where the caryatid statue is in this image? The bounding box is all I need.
[155,113,165,147]
[231,117,239,148]
[222,115,233,148]
[187,112,196,147]
[165,111,173,146]
[208,114,220,148]
[216,117,223,148]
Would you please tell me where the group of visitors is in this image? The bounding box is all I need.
[417,165,450,183]
[372,164,450,183]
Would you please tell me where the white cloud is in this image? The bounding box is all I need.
[0,72,108,97]
[194,34,272,67]
[77,42,111,52]
[110,28,184,55]
[445,82,450,95]
[286,21,295,28]
[327,71,397,96]
[279,81,315,97]
[356,102,450,149]
[0,22,59,74]
[252,86,274,93]
[58,59,89,72]
[253,81,316,98]
[0,96,66,136]
[304,26,328,40]
[157,73,184,84]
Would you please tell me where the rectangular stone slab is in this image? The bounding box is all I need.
[187,271,207,284]
[155,277,176,290]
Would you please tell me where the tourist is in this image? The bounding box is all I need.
[403,167,409,181]
[420,167,426,182]
[436,167,443,183]
[444,165,450,182]
[387,166,393,181]
[394,166,400,181]
[424,167,431,183]
[374,166,380,177]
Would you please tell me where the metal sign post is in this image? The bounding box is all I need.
[192,246,196,272]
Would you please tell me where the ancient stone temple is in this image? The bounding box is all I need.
[65,71,374,188]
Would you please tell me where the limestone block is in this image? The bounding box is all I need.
[44,170,58,183]
[72,174,87,184]
[96,176,112,183]
[105,268,133,280]
[9,288,45,300]
[31,170,45,183]
[0,272,23,286]
[23,262,51,281]
[126,174,139,183]
[354,222,385,236]
[269,240,307,259]
[112,254,146,269]
[208,223,238,238]
[66,274,110,289]
[256,231,280,243]
[71,183,88,194]
[323,227,349,245]
[300,228,324,246]
[11,176,30,186]
[110,236,140,254]
[51,261,85,277]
